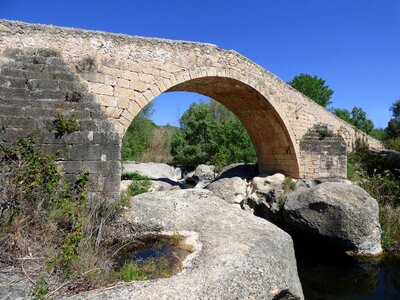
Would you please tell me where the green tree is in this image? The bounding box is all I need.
[370,128,385,141]
[121,102,157,161]
[385,99,400,140]
[333,106,374,134]
[171,103,221,167]
[384,99,400,151]
[214,117,256,166]
[333,108,351,123]
[288,73,334,107]
[350,107,374,134]
[171,102,256,167]
[208,100,233,123]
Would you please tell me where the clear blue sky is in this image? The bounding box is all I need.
[2,0,399,128]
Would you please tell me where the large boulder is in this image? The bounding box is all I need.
[185,164,216,188]
[283,182,382,256]
[122,162,182,181]
[206,177,248,204]
[64,189,304,299]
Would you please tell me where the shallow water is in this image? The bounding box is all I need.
[116,234,192,279]
[294,238,400,300]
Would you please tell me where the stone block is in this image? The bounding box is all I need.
[89,82,113,95]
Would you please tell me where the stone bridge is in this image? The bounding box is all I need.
[0,20,381,197]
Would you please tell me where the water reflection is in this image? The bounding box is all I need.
[294,237,400,300]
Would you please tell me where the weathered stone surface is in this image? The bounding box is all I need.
[246,174,288,223]
[283,183,382,255]
[299,129,348,179]
[207,177,248,204]
[194,164,216,182]
[120,179,181,192]
[0,265,31,300]
[185,164,216,188]
[64,189,304,299]
[122,162,182,181]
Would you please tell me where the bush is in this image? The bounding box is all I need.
[348,149,400,254]
[0,137,134,294]
[121,114,157,161]
[122,172,151,196]
[52,111,80,137]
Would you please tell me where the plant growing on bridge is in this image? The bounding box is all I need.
[52,110,80,137]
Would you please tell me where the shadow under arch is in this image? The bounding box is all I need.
[164,76,300,178]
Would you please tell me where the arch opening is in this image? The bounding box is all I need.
[124,76,300,178]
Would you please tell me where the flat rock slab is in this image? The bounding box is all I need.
[65,189,303,300]
[122,162,182,181]
[0,265,31,300]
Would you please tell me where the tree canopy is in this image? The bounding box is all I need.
[288,73,334,107]
[384,99,400,150]
[171,101,256,168]
[333,106,374,134]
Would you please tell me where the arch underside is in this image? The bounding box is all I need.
[167,77,300,178]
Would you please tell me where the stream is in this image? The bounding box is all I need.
[294,238,400,300]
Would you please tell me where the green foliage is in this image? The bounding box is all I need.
[370,128,385,140]
[208,100,233,123]
[121,114,157,161]
[288,73,334,107]
[31,277,49,300]
[390,99,400,119]
[333,107,374,134]
[123,172,151,196]
[282,177,296,194]
[53,111,80,137]
[333,108,351,123]
[118,261,147,281]
[385,138,400,152]
[212,116,257,168]
[348,149,400,254]
[382,99,400,150]
[0,137,126,284]
[350,107,374,134]
[116,257,174,282]
[171,103,221,167]
[385,119,400,140]
[171,102,256,167]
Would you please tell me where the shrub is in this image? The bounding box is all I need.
[0,137,134,293]
[121,113,157,161]
[348,149,400,254]
[52,111,80,137]
[31,277,49,300]
[126,173,151,196]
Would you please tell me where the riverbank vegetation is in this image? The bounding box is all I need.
[0,138,166,298]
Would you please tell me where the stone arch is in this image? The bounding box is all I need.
[125,74,301,178]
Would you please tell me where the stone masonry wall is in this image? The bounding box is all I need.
[0,48,121,198]
[300,130,347,178]
[0,20,383,192]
